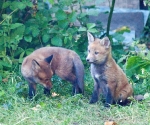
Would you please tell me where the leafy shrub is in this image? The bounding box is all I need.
[125,43,150,94]
[140,0,150,45]
[127,0,150,93]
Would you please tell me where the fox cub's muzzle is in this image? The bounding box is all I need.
[86,56,95,63]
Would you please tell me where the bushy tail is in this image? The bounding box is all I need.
[73,56,84,94]
[118,84,133,105]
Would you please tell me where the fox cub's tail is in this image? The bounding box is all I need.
[73,57,84,94]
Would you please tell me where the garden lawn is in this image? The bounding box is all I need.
[0,72,150,125]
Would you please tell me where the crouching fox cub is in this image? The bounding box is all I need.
[21,47,84,98]
[86,32,133,106]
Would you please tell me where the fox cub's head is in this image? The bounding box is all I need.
[32,55,53,89]
[86,32,111,65]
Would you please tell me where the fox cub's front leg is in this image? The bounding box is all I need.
[104,87,113,107]
[90,78,114,107]
[44,88,50,95]
[29,83,50,98]
[100,81,113,107]
[89,79,100,104]
[28,83,37,99]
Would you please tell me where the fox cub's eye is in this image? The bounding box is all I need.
[39,77,43,80]
[95,52,99,55]
[45,79,49,81]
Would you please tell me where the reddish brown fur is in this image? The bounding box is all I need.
[21,47,84,98]
[86,32,133,106]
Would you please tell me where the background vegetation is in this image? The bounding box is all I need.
[0,0,150,124]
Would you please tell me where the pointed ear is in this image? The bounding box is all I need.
[101,37,110,48]
[87,32,94,43]
[32,59,41,71]
[44,55,53,64]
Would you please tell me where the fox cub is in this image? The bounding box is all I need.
[86,32,133,106]
[21,47,84,98]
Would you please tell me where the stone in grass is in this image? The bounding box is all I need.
[89,12,144,38]
[134,95,144,101]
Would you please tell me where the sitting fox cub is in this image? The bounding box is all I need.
[21,47,84,98]
[86,32,133,106]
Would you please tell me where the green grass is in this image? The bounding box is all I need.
[0,71,150,125]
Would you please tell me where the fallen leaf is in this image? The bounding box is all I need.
[2,78,8,83]
[31,104,41,111]
[52,92,59,97]
[104,121,117,125]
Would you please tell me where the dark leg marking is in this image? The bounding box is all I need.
[105,87,113,107]
[89,90,99,104]
[44,88,50,96]
[28,83,36,99]
[90,78,100,104]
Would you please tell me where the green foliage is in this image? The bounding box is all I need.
[128,1,150,94]
[124,41,150,94]
[140,0,150,44]
[143,0,150,7]
[126,56,150,77]
[110,26,128,63]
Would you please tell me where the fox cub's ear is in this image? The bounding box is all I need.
[44,55,53,64]
[32,59,41,70]
[101,37,110,48]
[87,32,94,43]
